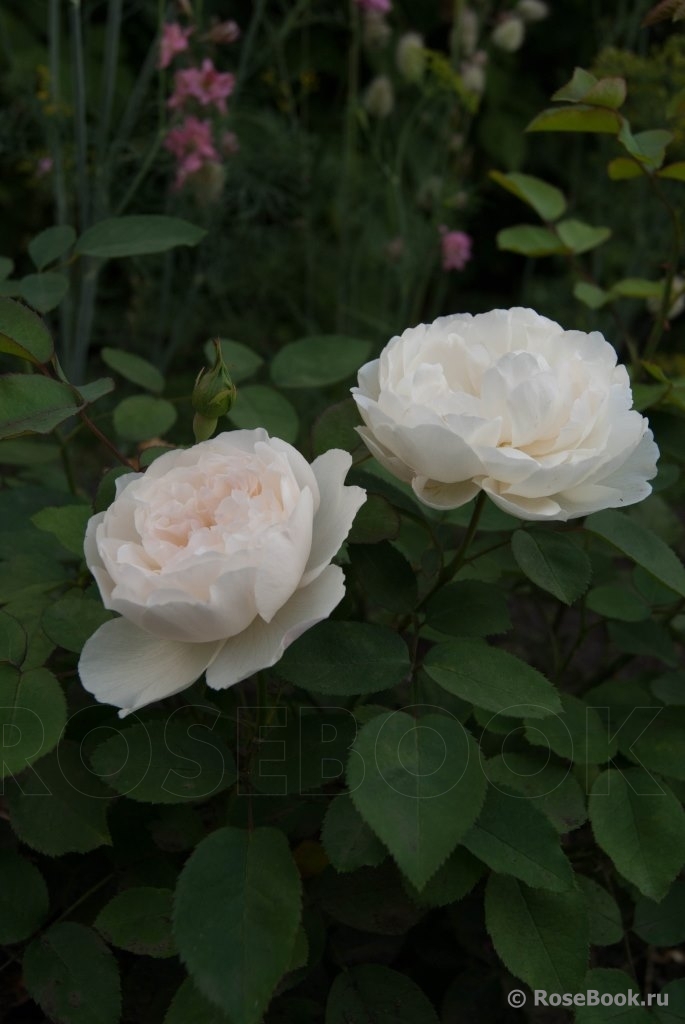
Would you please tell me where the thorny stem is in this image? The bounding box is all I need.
[78,410,137,469]
[643,176,683,361]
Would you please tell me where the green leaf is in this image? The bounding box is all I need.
[485,873,588,992]
[556,219,611,254]
[463,786,575,891]
[312,399,362,457]
[349,542,416,612]
[314,863,422,935]
[425,580,511,637]
[0,298,54,364]
[574,969,651,1024]
[607,156,645,180]
[551,67,599,102]
[0,257,13,280]
[76,216,206,258]
[347,495,401,545]
[589,768,685,900]
[270,335,372,388]
[173,827,302,1024]
[23,922,121,1024]
[228,385,298,444]
[90,719,236,804]
[618,706,685,780]
[165,979,233,1024]
[18,272,69,314]
[525,693,616,764]
[43,593,112,647]
[574,281,610,309]
[610,277,663,298]
[42,595,113,654]
[28,225,76,270]
[348,712,486,889]
[0,850,49,943]
[496,225,566,256]
[95,887,176,958]
[113,394,177,441]
[586,583,649,621]
[0,374,82,438]
[527,105,622,134]
[403,847,484,907]
[582,77,627,109]
[659,161,685,181]
[101,347,165,393]
[252,708,355,795]
[321,793,386,872]
[203,339,263,384]
[585,510,685,599]
[512,529,591,604]
[32,503,90,557]
[577,876,623,946]
[651,670,685,705]
[654,979,685,1024]
[325,965,439,1024]
[0,666,67,779]
[633,879,685,946]
[489,171,567,221]
[0,609,27,665]
[424,638,562,719]
[277,621,410,696]
[483,752,587,833]
[553,70,626,110]
[77,377,115,405]
[7,742,112,855]
[619,126,673,169]
[609,618,678,666]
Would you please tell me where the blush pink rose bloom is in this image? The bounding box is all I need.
[158,22,194,70]
[164,116,219,188]
[79,430,366,716]
[168,58,236,114]
[440,227,473,271]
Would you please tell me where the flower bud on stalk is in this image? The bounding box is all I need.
[192,339,237,441]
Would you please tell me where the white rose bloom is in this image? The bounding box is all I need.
[351,308,659,521]
[79,430,366,716]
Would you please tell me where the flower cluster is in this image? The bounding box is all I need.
[439,227,473,272]
[80,308,658,717]
[159,20,240,191]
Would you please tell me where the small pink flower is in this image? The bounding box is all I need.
[220,131,240,156]
[164,116,219,188]
[158,22,194,70]
[355,0,392,12]
[439,227,473,271]
[36,156,54,178]
[168,58,235,114]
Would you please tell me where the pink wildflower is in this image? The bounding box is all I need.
[220,131,240,156]
[355,0,392,12]
[439,227,473,271]
[36,156,54,178]
[164,116,219,188]
[158,22,194,70]
[168,58,236,114]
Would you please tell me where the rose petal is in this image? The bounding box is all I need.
[79,617,224,717]
[412,476,480,510]
[206,564,345,690]
[300,450,366,587]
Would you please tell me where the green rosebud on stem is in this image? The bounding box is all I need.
[192,413,219,443]
[191,339,237,441]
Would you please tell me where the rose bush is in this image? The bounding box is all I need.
[352,307,659,520]
[79,429,366,715]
